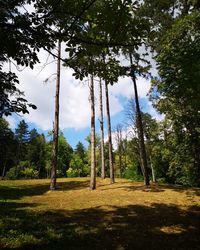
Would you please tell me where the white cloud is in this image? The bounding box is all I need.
[6,49,123,131]
[110,76,151,99]
[4,47,160,132]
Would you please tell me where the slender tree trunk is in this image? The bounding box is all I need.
[150,155,156,183]
[124,136,127,176]
[50,40,61,190]
[90,75,96,190]
[105,80,115,183]
[116,124,123,178]
[2,156,7,179]
[99,78,105,179]
[130,55,150,186]
[151,163,156,183]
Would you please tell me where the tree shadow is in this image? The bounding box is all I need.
[157,183,200,196]
[56,180,90,191]
[0,184,50,200]
[101,183,165,193]
[1,201,200,249]
[0,180,90,201]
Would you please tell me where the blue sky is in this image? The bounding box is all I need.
[5,48,162,149]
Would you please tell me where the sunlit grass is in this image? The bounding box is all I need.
[0,178,200,249]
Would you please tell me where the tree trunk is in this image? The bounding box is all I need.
[90,75,96,190]
[124,135,127,175]
[2,155,7,179]
[150,155,156,183]
[50,40,61,190]
[116,124,123,178]
[105,80,115,183]
[130,55,150,186]
[99,78,105,179]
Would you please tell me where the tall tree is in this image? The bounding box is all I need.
[90,75,96,190]
[129,55,150,186]
[150,11,200,185]
[105,80,115,183]
[57,132,73,176]
[115,124,123,178]
[0,118,16,178]
[50,40,61,190]
[142,112,160,183]
[15,119,29,165]
[99,78,105,179]
[75,141,86,161]
[27,129,46,178]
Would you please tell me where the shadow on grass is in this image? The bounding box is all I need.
[0,180,90,201]
[1,201,200,250]
[155,183,200,197]
[101,183,165,193]
[56,180,90,191]
[108,180,200,195]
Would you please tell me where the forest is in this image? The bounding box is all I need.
[1,0,200,249]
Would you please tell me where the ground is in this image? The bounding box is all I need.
[0,178,200,249]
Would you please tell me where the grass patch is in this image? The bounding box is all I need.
[0,178,200,249]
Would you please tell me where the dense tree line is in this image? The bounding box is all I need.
[0,119,73,179]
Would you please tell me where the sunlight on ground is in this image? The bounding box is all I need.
[159,225,187,234]
[0,178,200,249]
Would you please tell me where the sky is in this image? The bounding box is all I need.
[5,47,163,149]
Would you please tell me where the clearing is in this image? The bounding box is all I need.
[0,178,200,249]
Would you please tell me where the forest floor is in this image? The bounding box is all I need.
[0,178,200,250]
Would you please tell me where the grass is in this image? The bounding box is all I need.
[0,178,200,249]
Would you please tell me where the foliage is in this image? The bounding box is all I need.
[0,118,16,177]
[150,11,200,186]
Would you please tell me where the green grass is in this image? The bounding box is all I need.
[0,178,200,249]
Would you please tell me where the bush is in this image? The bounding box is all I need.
[6,166,21,180]
[66,167,79,178]
[21,167,39,179]
[124,167,143,181]
[6,164,39,180]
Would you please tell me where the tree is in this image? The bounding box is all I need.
[0,118,16,178]
[105,79,115,183]
[50,40,61,190]
[99,78,105,179]
[149,11,200,186]
[0,0,44,117]
[129,55,150,186]
[27,129,46,178]
[57,132,73,177]
[115,124,123,178]
[75,141,86,161]
[15,119,29,164]
[142,112,160,182]
[89,75,96,190]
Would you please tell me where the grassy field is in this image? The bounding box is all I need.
[0,178,200,250]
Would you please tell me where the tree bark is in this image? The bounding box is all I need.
[99,78,105,179]
[150,155,156,183]
[116,124,123,178]
[90,75,96,190]
[50,40,61,190]
[130,55,150,186]
[105,80,115,183]
[2,155,7,179]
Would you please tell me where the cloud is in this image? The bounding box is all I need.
[4,47,160,132]
[110,76,151,99]
[7,49,122,131]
